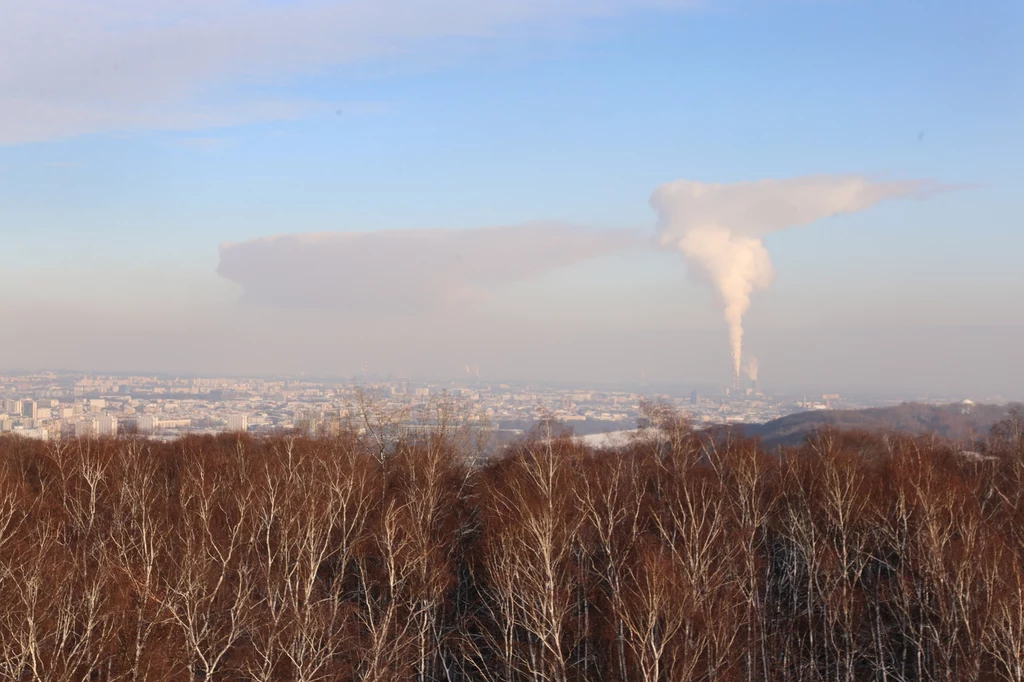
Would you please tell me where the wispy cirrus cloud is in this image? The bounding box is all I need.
[0,0,697,145]
[174,136,232,151]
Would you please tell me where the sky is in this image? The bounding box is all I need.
[1,0,1021,397]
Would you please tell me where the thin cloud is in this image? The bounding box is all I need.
[216,223,645,313]
[1,96,318,147]
[334,101,396,117]
[0,0,696,145]
[174,136,232,151]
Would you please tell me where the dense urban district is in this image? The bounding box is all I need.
[0,370,992,442]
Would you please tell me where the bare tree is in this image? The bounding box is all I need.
[987,556,1024,681]
[355,499,418,682]
[162,445,256,680]
[575,450,647,682]
[352,387,412,464]
[618,541,695,682]
[488,432,583,682]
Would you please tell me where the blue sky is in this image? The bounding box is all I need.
[1,0,1021,396]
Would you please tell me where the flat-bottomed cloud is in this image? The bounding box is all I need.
[217,222,644,312]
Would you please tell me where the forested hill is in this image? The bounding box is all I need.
[741,401,1020,447]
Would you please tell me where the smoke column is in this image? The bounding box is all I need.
[679,225,772,380]
[650,175,942,383]
[745,357,759,382]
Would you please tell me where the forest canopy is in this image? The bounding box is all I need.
[0,406,1022,681]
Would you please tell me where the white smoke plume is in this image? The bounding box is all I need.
[650,175,944,381]
[745,357,759,382]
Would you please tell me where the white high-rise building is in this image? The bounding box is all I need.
[73,416,118,438]
[17,428,49,441]
[226,414,248,432]
[137,415,157,433]
[97,416,118,437]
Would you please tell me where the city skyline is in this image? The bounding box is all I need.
[2,367,997,445]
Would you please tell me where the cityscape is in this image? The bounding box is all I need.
[0,369,994,443]
[2,2,1021,679]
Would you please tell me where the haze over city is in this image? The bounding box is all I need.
[2,0,1021,398]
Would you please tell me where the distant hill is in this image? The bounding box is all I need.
[740,402,1020,448]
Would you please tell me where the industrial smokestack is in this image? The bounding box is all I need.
[650,175,943,382]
